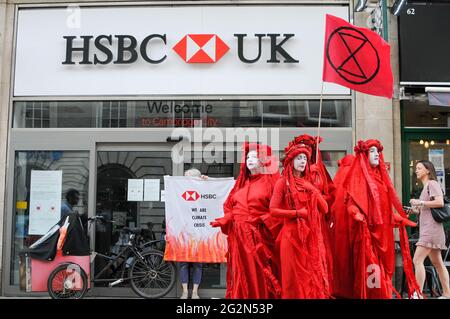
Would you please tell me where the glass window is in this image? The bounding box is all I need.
[262,100,351,128]
[408,139,450,199]
[11,151,89,285]
[403,100,450,128]
[14,100,351,128]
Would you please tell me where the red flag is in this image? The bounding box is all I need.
[322,14,393,99]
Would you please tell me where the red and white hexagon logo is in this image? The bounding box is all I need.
[182,190,200,201]
[173,34,230,63]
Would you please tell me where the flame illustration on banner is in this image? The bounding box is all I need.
[164,232,227,263]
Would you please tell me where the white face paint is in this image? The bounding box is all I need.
[246,150,260,173]
[368,146,380,167]
[293,153,308,173]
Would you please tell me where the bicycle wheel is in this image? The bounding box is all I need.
[47,263,88,299]
[129,249,176,298]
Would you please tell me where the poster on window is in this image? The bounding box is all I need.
[29,170,62,235]
[429,149,446,193]
[127,179,143,201]
[163,176,234,262]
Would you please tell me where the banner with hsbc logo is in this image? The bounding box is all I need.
[14,5,349,96]
[163,176,234,263]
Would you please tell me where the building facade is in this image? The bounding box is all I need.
[0,0,448,298]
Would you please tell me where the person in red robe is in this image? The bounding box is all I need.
[331,139,421,299]
[211,143,281,299]
[290,135,335,290]
[269,137,331,298]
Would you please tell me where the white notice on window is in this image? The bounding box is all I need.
[127,179,143,201]
[29,170,62,235]
[429,149,444,170]
[144,179,160,201]
[429,149,446,193]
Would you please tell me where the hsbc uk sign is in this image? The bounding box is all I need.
[62,33,299,65]
[14,6,350,96]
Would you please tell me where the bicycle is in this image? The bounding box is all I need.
[46,215,176,299]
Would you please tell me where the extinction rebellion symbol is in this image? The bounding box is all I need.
[326,27,380,85]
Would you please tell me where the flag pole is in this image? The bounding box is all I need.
[316,81,324,162]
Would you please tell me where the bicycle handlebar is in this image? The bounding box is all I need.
[88,215,115,223]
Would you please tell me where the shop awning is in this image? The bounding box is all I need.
[426,87,450,107]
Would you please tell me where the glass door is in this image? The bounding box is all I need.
[92,144,182,297]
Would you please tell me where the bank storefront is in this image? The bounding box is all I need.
[3,3,354,297]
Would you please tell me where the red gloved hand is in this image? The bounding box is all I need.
[210,217,232,235]
[348,205,366,222]
[393,213,417,227]
[296,208,308,219]
[210,221,220,228]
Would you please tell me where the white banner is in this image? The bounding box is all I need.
[29,170,62,235]
[163,175,234,262]
[14,5,349,96]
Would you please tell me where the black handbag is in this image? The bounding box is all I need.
[427,185,450,223]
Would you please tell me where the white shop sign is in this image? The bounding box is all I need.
[14,5,349,96]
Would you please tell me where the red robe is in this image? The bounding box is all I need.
[216,174,281,299]
[346,167,397,298]
[270,176,330,299]
[330,155,356,298]
[292,135,335,290]
[331,141,420,299]
[310,163,335,291]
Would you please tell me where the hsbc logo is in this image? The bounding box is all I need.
[182,191,200,201]
[181,191,217,201]
[62,33,299,65]
[173,34,229,63]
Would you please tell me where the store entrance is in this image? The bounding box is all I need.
[91,144,181,297]
[403,131,450,202]
[403,131,450,235]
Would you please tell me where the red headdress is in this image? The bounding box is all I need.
[224,143,280,212]
[283,142,312,169]
[292,134,322,164]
